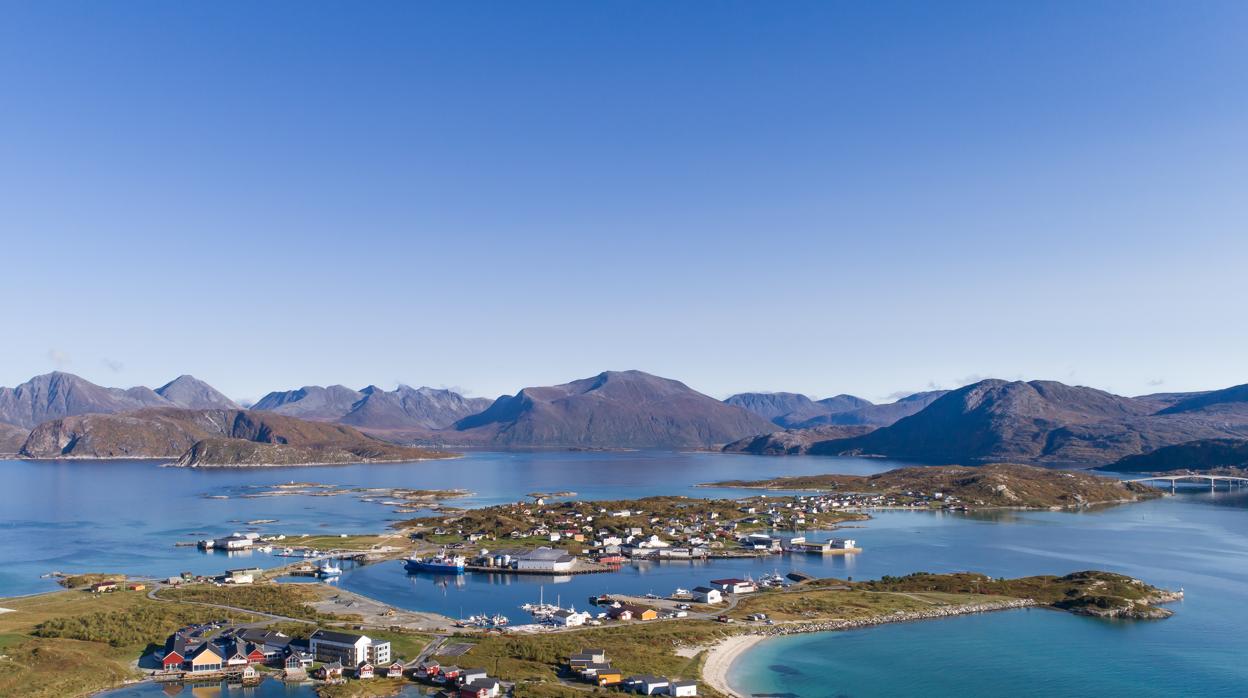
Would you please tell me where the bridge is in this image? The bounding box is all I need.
[1127,474,1248,491]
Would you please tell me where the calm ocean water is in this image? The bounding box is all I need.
[5,452,1244,697]
[0,451,899,597]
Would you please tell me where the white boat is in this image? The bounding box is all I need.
[317,562,342,577]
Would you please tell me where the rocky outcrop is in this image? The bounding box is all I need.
[452,370,775,448]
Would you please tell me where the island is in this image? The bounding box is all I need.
[705,463,1160,509]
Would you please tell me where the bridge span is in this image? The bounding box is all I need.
[1127,474,1248,491]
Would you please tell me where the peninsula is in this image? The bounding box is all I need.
[705,463,1160,509]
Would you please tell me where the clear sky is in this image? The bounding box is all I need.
[1,1,1246,403]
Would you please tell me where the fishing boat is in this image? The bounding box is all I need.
[404,550,467,574]
[316,561,342,577]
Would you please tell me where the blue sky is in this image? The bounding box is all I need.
[1,1,1246,403]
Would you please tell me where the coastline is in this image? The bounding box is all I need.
[700,599,1037,697]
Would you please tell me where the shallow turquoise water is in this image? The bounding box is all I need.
[727,490,1248,697]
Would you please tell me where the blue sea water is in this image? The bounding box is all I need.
[5,452,1246,697]
[727,490,1248,697]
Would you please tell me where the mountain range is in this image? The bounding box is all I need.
[727,390,949,428]
[730,379,1248,466]
[254,384,492,430]
[4,370,1248,466]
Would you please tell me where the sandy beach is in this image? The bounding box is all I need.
[701,634,766,698]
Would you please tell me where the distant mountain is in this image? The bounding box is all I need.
[725,392,823,424]
[1156,383,1248,416]
[1103,439,1248,473]
[155,375,239,409]
[793,390,949,428]
[339,385,493,430]
[18,407,447,465]
[725,392,874,428]
[0,372,172,429]
[252,383,490,431]
[722,424,876,455]
[454,370,775,448]
[0,423,28,454]
[803,379,1248,466]
[252,385,365,420]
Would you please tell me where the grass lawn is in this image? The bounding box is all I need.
[288,534,396,551]
[0,589,258,698]
[729,587,1009,621]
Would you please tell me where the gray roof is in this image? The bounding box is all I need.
[310,629,368,644]
[515,547,575,562]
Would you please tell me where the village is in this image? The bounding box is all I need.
[403,492,873,572]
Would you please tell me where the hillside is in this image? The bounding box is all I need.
[1104,439,1248,473]
[796,379,1248,466]
[708,462,1159,508]
[0,423,28,454]
[725,392,874,427]
[722,424,876,455]
[452,370,775,448]
[18,408,450,465]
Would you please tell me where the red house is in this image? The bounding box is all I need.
[161,651,185,671]
[387,662,406,678]
[245,644,266,664]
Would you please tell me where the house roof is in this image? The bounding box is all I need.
[311,629,370,645]
[671,679,698,687]
[692,586,716,593]
[710,578,747,585]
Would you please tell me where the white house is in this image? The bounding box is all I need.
[669,679,698,696]
[552,608,592,627]
[638,676,670,695]
[709,578,756,594]
[309,630,391,666]
[691,586,722,604]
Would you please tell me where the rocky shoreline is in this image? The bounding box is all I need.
[757,598,1038,636]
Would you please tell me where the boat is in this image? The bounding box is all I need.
[404,551,467,574]
[523,587,563,618]
[316,561,342,577]
[673,587,690,597]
